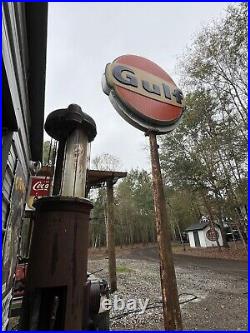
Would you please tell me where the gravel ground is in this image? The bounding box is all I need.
[88,257,248,331]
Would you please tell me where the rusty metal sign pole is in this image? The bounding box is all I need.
[148,132,183,330]
[106,180,117,293]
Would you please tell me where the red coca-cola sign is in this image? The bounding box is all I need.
[30,176,51,196]
[26,176,52,211]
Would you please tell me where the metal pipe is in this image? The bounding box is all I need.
[52,139,66,195]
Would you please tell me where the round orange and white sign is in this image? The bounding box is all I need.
[102,54,185,133]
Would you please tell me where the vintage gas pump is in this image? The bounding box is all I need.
[20,104,97,330]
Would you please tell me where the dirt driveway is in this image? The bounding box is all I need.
[88,246,248,331]
[122,245,247,277]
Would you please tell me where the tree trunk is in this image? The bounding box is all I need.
[216,202,229,249]
[201,191,221,250]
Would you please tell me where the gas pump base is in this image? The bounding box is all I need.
[20,196,94,330]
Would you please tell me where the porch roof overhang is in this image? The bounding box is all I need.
[86,169,127,191]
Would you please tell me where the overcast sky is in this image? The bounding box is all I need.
[44,2,232,172]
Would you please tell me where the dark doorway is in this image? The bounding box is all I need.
[193,231,200,247]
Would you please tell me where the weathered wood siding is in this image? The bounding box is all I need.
[2,3,47,329]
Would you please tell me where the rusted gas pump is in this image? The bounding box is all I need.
[20,104,97,330]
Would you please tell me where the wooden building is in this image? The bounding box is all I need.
[185,219,223,248]
[2,3,48,329]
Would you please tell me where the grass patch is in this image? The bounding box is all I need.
[116,265,132,273]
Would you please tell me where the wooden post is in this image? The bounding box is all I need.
[149,132,182,330]
[106,180,117,292]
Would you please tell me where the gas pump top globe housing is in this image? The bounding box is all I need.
[102,54,185,134]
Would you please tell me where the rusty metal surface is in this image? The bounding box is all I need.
[20,104,98,330]
[20,197,93,330]
[149,132,182,330]
[106,181,117,293]
[82,280,91,329]
[36,165,54,177]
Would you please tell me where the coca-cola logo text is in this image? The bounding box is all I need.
[30,177,51,196]
[32,181,50,191]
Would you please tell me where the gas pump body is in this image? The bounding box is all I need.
[20,105,109,330]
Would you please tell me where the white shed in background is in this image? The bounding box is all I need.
[185,220,223,248]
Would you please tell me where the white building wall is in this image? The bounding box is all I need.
[187,231,195,248]
[187,226,223,248]
[198,230,207,247]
